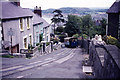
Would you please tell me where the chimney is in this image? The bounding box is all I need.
[9,0,20,6]
[34,6,42,17]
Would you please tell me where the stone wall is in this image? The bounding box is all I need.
[89,41,120,79]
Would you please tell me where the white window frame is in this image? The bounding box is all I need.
[20,18,24,31]
[27,17,30,29]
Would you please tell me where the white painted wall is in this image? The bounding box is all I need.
[3,17,33,52]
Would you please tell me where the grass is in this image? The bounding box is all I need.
[0,55,14,58]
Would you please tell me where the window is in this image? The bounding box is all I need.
[29,35,32,44]
[24,38,27,49]
[20,18,23,31]
[27,18,30,29]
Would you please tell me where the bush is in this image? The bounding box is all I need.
[56,26,64,32]
[82,34,88,39]
[72,34,79,38]
[46,42,50,46]
[103,35,120,49]
[36,43,40,46]
[1,55,14,58]
[107,35,118,45]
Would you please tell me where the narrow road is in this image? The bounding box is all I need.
[1,48,94,79]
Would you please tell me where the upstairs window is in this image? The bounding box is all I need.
[27,18,30,29]
[20,18,23,31]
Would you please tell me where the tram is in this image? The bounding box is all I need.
[64,37,78,48]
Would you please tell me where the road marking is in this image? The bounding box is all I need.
[45,58,53,61]
[42,64,49,67]
[17,76,24,78]
[17,59,54,71]
[0,65,22,72]
[28,61,42,65]
[55,52,75,64]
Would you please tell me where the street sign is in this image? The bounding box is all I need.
[8,28,14,36]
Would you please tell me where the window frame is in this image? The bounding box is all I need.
[27,17,30,29]
[20,18,24,31]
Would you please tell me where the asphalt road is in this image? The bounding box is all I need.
[1,48,94,79]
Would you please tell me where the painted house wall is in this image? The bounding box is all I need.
[19,17,33,50]
[43,26,50,42]
[3,17,33,52]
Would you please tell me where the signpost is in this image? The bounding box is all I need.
[8,28,14,55]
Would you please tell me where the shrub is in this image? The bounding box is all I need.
[103,35,120,49]
[2,55,14,58]
[107,35,118,45]
[46,42,50,46]
[36,43,40,46]
[72,34,79,38]
[82,34,88,39]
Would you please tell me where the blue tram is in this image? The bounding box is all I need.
[64,37,78,48]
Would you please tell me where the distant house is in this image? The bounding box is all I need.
[1,1,50,53]
[107,0,120,41]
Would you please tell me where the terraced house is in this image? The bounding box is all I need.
[0,1,50,53]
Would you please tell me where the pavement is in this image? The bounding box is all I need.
[1,47,94,79]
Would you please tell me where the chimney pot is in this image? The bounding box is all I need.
[34,6,42,17]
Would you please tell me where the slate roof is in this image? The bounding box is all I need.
[107,0,120,13]
[0,2,49,27]
[24,8,49,27]
[0,2,32,19]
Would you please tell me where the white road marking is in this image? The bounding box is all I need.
[0,65,22,72]
[45,58,53,61]
[42,64,49,67]
[28,61,42,65]
[17,76,24,78]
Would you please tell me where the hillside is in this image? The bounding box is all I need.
[42,7,108,14]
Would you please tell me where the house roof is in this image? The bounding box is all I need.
[107,0,120,13]
[0,2,49,27]
[24,8,49,27]
[0,2,32,19]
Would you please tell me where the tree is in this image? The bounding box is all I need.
[56,26,64,32]
[51,9,65,34]
[64,15,82,37]
[100,18,107,36]
[81,15,93,36]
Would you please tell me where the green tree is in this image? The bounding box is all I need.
[100,18,107,36]
[51,9,65,34]
[64,15,82,37]
[56,26,64,32]
[81,15,93,37]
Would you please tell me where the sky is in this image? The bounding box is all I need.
[20,0,116,10]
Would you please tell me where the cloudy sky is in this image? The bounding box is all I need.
[20,0,116,10]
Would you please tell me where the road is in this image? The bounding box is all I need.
[1,48,94,79]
